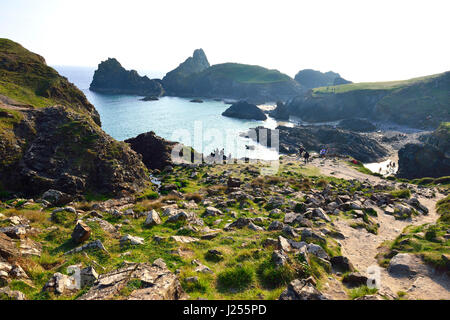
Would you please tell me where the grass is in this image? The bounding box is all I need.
[199,63,292,84]
[217,265,254,292]
[349,286,378,300]
[313,72,445,94]
[389,189,411,199]
[377,197,450,271]
[0,38,96,116]
[1,159,443,301]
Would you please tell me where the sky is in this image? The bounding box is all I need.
[1,0,449,82]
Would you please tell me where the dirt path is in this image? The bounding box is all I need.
[302,156,450,300]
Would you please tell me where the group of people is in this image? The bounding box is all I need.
[379,161,396,174]
[210,148,231,161]
[297,146,329,163]
[298,146,310,163]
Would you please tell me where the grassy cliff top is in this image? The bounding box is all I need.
[0,38,97,119]
[313,72,447,94]
[201,63,292,84]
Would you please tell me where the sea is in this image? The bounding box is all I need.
[53,66,282,160]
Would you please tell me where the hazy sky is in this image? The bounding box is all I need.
[1,0,449,82]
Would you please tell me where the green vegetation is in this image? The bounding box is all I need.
[217,266,254,291]
[313,73,445,94]
[199,63,292,84]
[0,38,95,115]
[389,189,411,199]
[349,286,378,300]
[378,195,450,270]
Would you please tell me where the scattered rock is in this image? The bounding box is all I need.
[79,262,187,300]
[388,253,427,277]
[120,235,145,246]
[71,220,91,244]
[342,272,368,288]
[279,279,328,300]
[144,210,162,226]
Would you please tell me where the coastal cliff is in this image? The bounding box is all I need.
[0,39,150,197]
[274,72,450,129]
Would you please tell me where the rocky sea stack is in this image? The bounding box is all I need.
[222,101,267,121]
[162,49,210,95]
[163,50,305,103]
[90,58,164,96]
[0,39,150,197]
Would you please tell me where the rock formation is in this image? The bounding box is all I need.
[397,122,450,178]
[283,71,450,130]
[79,261,187,300]
[337,118,376,132]
[250,125,388,162]
[0,39,150,197]
[125,131,177,170]
[162,49,210,95]
[222,101,267,120]
[90,58,164,96]
[162,50,304,103]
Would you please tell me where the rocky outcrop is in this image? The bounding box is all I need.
[125,131,176,170]
[388,253,428,277]
[163,50,304,103]
[222,101,267,120]
[294,69,351,89]
[79,261,187,300]
[90,58,164,96]
[269,101,290,120]
[162,49,210,95]
[397,123,450,179]
[0,39,100,125]
[0,106,150,196]
[251,125,389,162]
[333,76,352,85]
[0,40,150,197]
[337,118,376,132]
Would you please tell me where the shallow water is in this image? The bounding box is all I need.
[364,159,398,176]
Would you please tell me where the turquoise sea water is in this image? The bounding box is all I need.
[54,66,280,160]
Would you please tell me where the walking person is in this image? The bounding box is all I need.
[298,146,305,160]
[304,151,310,164]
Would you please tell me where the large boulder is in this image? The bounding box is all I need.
[222,101,267,121]
[397,123,450,178]
[125,131,176,170]
[0,233,19,260]
[90,58,164,96]
[79,262,187,300]
[388,253,428,277]
[71,220,91,244]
